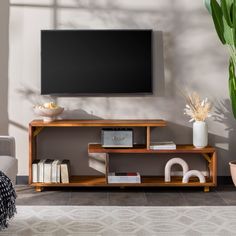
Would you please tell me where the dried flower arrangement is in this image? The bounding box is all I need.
[184,92,212,122]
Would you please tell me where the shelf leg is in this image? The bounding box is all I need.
[146,126,150,149]
[35,186,43,192]
[204,186,210,192]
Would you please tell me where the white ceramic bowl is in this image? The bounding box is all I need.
[34,106,64,122]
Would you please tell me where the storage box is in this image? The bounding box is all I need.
[101,128,133,148]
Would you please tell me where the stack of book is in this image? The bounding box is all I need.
[108,172,141,183]
[149,141,176,150]
[32,159,70,183]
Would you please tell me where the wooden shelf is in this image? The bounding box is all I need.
[30,119,167,127]
[31,176,214,188]
[29,119,217,192]
[88,144,216,154]
[109,176,214,187]
[31,176,107,187]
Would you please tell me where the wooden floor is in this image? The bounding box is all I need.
[15,184,236,206]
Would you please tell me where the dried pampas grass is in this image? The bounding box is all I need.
[184,92,212,122]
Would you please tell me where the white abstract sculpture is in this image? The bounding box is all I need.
[164,158,189,182]
[182,170,206,183]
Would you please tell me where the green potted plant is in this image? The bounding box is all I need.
[204,0,236,185]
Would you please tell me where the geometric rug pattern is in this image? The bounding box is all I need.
[0,206,236,236]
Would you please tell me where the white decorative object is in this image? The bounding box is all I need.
[183,92,212,148]
[182,170,206,183]
[193,121,208,148]
[183,92,212,122]
[33,102,64,122]
[164,158,189,182]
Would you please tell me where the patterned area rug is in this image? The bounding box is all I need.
[0,206,236,236]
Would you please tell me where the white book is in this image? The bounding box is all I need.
[52,160,61,183]
[32,160,40,183]
[108,172,141,183]
[57,161,61,183]
[51,160,58,183]
[60,160,70,183]
[150,141,176,150]
[38,159,46,182]
[44,159,54,183]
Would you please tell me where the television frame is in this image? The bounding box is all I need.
[41,29,153,96]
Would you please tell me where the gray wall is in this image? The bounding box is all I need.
[1,0,234,176]
[0,0,9,135]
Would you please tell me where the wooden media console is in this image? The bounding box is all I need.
[29,119,217,192]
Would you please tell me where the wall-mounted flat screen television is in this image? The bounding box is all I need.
[41,29,152,95]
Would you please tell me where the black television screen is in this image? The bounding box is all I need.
[41,29,152,95]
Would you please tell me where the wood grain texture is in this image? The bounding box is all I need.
[28,124,33,184]
[31,176,107,187]
[211,151,217,186]
[29,119,217,191]
[146,126,150,149]
[30,119,167,127]
[88,144,216,154]
[30,176,215,187]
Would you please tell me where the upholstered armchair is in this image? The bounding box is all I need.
[0,136,18,185]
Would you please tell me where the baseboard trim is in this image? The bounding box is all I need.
[217,176,233,185]
[16,176,28,185]
[16,175,234,186]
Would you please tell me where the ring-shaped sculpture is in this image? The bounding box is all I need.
[182,170,206,183]
[164,158,189,182]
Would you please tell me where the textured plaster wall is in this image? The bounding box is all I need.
[0,0,233,176]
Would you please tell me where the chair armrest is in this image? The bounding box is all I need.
[0,136,15,157]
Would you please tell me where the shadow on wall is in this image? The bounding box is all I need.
[17,86,57,105]
[0,0,9,134]
[9,0,223,107]
[214,99,236,171]
[9,0,233,175]
[60,109,102,120]
[17,85,102,120]
[10,0,168,98]
[150,120,230,176]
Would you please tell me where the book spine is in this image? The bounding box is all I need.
[108,178,141,183]
[108,175,141,183]
[149,146,176,150]
[57,164,61,183]
[38,163,44,183]
[44,163,52,183]
[61,163,69,183]
[51,163,57,183]
[115,172,138,176]
[32,163,38,183]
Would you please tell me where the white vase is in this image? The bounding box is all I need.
[193,121,208,148]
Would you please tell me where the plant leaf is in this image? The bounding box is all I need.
[204,0,212,14]
[233,0,236,45]
[229,58,236,118]
[223,16,234,44]
[222,0,233,27]
[211,0,226,44]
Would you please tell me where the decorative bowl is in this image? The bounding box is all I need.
[33,105,64,122]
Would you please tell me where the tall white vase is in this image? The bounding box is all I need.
[193,121,208,148]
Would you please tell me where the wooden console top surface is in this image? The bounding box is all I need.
[30,119,167,127]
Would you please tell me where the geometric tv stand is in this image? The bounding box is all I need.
[29,119,217,192]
